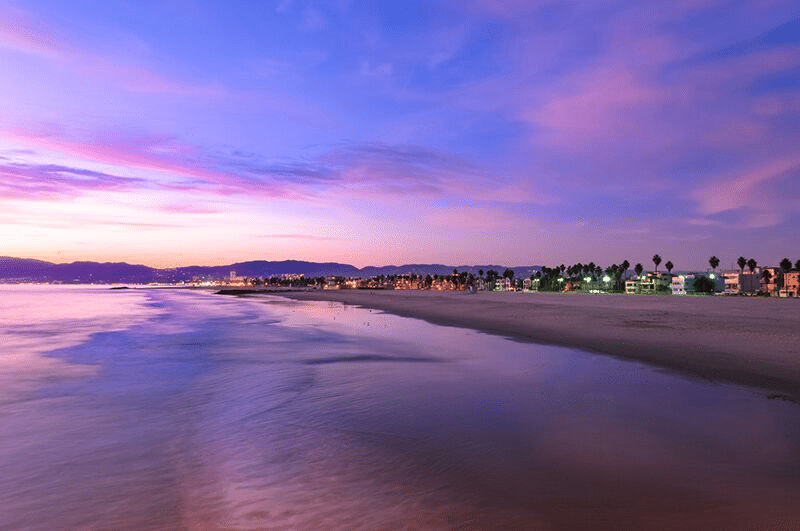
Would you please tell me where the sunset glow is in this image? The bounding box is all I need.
[2,0,798,268]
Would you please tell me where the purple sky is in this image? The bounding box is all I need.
[1,0,798,269]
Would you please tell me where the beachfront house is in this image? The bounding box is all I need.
[493,277,512,292]
[781,271,799,298]
[522,277,540,292]
[724,271,760,295]
[671,274,696,295]
[625,279,637,294]
[723,272,739,294]
[760,267,781,296]
[630,272,668,295]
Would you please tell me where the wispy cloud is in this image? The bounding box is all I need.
[2,0,798,266]
[4,128,549,209]
[257,233,342,240]
[0,7,224,97]
[692,157,800,227]
[0,161,147,199]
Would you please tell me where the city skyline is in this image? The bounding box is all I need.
[1,0,799,269]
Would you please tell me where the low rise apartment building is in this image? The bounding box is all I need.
[628,273,669,294]
[781,271,799,297]
[760,267,782,296]
[522,277,540,292]
[625,279,637,294]
[724,271,761,295]
[671,274,696,295]
[493,277,512,291]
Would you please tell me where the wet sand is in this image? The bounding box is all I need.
[275,290,800,398]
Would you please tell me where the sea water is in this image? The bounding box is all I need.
[1,286,799,530]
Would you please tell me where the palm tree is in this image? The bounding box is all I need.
[652,254,662,273]
[621,260,630,274]
[796,259,800,271]
[780,258,793,273]
[478,269,484,280]
[635,263,644,277]
[665,261,674,274]
[737,256,746,274]
[709,256,720,273]
[747,258,757,272]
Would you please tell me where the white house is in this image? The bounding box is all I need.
[671,274,696,295]
[493,277,512,291]
[724,271,760,295]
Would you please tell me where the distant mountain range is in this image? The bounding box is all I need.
[0,257,540,284]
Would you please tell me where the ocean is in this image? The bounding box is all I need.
[1,286,799,530]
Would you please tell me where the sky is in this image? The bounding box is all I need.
[1,0,798,269]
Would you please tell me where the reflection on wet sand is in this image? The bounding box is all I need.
[1,288,799,530]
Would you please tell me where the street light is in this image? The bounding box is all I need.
[602,275,610,282]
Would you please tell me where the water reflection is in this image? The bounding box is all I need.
[0,288,798,530]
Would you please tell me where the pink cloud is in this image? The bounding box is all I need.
[460,0,561,17]
[321,143,551,205]
[257,234,343,241]
[0,8,224,97]
[680,46,800,90]
[0,11,66,59]
[0,127,324,201]
[529,66,666,136]
[158,204,224,215]
[751,93,800,116]
[427,205,527,230]
[0,160,147,200]
[3,129,213,181]
[693,158,800,216]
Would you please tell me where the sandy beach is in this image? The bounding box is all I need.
[273,290,800,398]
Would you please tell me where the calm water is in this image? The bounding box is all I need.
[1,286,799,530]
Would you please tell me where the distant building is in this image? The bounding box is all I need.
[671,274,696,295]
[522,277,540,292]
[760,267,781,296]
[493,277,512,291]
[625,279,637,295]
[632,272,668,294]
[724,271,760,295]
[706,272,724,293]
[723,272,739,294]
[781,271,799,298]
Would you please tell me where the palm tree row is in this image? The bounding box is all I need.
[707,256,800,275]
[535,255,799,284]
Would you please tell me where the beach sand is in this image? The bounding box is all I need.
[272,290,800,398]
